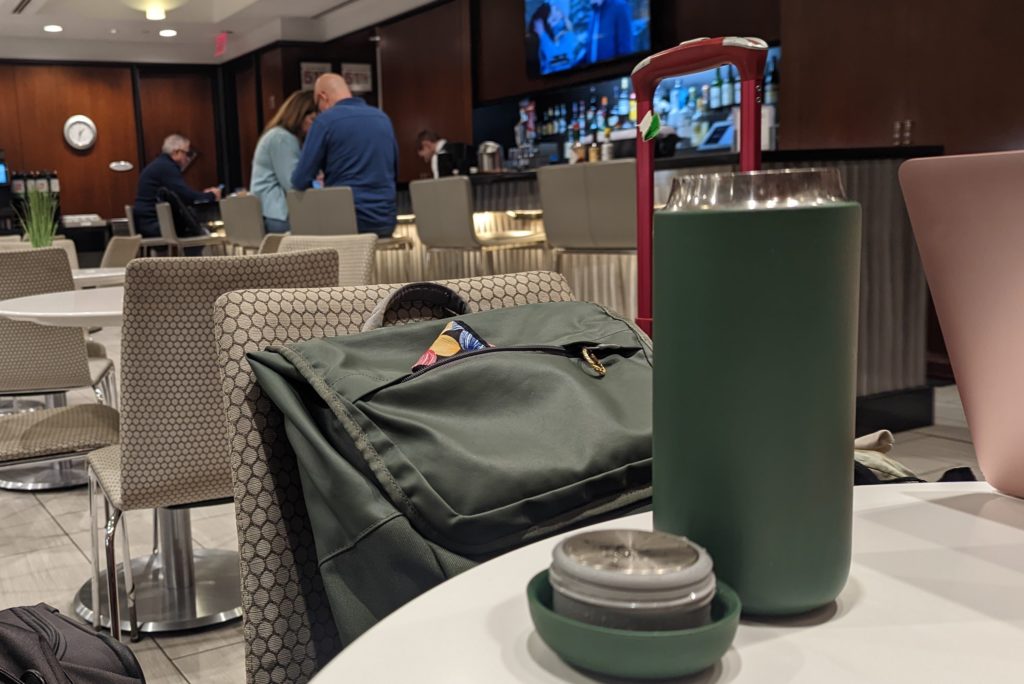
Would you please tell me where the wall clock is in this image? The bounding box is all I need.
[63,115,97,151]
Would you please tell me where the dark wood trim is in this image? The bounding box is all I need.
[130,65,146,171]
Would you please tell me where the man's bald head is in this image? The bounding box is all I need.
[314,73,352,112]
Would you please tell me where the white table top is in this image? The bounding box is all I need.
[72,267,126,289]
[0,286,124,328]
[315,482,1024,683]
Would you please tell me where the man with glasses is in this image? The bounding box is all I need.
[132,133,222,247]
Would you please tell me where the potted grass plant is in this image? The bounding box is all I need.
[15,189,59,248]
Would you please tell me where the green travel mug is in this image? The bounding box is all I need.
[652,168,861,616]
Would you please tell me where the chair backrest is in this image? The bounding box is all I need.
[123,205,137,236]
[278,234,378,286]
[408,176,478,249]
[0,248,91,392]
[219,195,266,250]
[155,202,178,243]
[0,238,79,269]
[215,272,575,684]
[117,250,339,511]
[537,160,637,250]
[99,235,142,268]
[287,188,358,236]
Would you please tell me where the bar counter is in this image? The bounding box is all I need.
[395,146,940,429]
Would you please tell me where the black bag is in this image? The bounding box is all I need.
[0,604,145,684]
[155,187,208,238]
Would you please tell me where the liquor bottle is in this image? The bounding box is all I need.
[597,96,608,131]
[709,67,723,110]
[691,97,708,146]
[678,90,694,146]
[764,57,779,106]
[11,171,25,198]
[619,77,630,117]
[700,84,711,114]
[732,66,741,104]
[722,67,734,108]
[628,90,637,125]
[571,121,585,164]
[601,126,614,161]
[48,170,60,194]
[668,80,683,128]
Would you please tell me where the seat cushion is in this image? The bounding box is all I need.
[88,444,123,507]
[0,405,119,463]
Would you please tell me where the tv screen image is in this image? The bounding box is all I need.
[525,0,650,77]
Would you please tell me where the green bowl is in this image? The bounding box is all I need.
[527,570,741,680]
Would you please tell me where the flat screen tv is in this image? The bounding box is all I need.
[525,0,651,78]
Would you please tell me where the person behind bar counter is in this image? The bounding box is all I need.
[250,90,318,233]
[291,73,398,237]
[133,134,221,249]
[416,130,473,178]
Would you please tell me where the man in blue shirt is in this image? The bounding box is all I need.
[291,73,398,237]
[133,133,221,237]
[585,0,633,65]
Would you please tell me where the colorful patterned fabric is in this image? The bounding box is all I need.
[413,320,492,371]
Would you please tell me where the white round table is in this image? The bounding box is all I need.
[72,267,126,289]
[315,482,1024,683]
[0,286,124,328]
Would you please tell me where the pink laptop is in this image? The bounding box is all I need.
[900,150,1024,497]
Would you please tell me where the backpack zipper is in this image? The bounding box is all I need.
[400,343,630,383]
[11,607,66,661]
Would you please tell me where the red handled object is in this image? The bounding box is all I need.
[631,36,769,336]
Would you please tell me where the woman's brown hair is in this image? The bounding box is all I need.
[262,90,317,139]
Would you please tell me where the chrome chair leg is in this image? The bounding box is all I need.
[152,510,159,555]
[88,470,100,630]
[103,501,122,641]
[121,512,139,641]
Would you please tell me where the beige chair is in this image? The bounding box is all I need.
[537,159,637,270]
[0,248,118,489]
[124,205,173,256]
[219,195,266,253]
[258,233,285,254]
[288,187,413,278]
[0,237,79,269]
[278,234,378,286]
[214,271,574,683]
[286,187,358,236]
[99,235,142,268]
[410,176,546,277]
[85,250,339,641]
[155,202,227,256]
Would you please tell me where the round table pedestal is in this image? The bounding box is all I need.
[73,509,242,633]
[0,457,88,491]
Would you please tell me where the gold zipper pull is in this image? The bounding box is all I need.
[581,347,607,377]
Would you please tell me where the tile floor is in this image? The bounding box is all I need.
[0,326,981,683]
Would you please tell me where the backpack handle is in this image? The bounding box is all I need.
[361,283,471,333]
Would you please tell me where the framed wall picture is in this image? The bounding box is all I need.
[300,62,332,91]
[341,63,373,93]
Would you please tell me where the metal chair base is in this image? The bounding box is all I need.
[0,456,88,490]
[73,548,242,633]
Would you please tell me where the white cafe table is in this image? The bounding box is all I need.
[0,286,124,328]
[72,267,126,289]
[314,482,1024,683]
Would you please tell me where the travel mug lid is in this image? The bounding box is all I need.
[664,167,846,211]
[550,529,715,607]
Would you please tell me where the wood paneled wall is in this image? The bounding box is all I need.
[0,64,139,219]
[780,0,1024,153]
[379,0,473,182]
[475,0,781,103]
[234,58,260,187]
[136,67,219,192]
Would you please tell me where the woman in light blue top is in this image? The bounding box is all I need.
[249,90,317,233]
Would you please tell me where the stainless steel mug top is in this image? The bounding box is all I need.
[664,167,846,212]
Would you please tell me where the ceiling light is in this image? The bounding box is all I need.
[110,28,117,34]
[159,29,177,37]
[146,7,166,21]
[43,24,63,33]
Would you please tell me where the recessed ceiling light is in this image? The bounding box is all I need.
[159,29,177,38]
[110,28,118,35]
[146,7,166,21]
[43,24,63,33]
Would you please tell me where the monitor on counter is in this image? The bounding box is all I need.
[525,0,650,78]
[0,162,7,186]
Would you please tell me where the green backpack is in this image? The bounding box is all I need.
[248,284,653,645]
